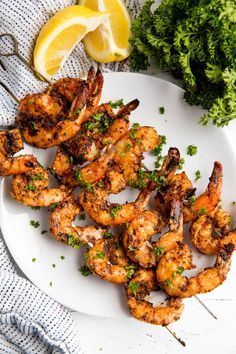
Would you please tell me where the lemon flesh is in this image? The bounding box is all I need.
[79,0,131,63]
[34,5,107,79]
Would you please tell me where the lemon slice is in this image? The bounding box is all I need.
[79,0,131,63]
[34,5,107,80]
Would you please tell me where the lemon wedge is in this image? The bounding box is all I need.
[79,0,131,63]
[34,5,107,80]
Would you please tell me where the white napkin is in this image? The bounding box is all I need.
[0,0,141,126]
[0,0,141,352]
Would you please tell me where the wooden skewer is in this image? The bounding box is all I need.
[0,81,19,104]
[165,326,186,346]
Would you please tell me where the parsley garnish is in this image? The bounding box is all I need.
[199,207,207,215]
[128,281,139,296]
[85,121,95,131]
[86,183,94,192]
[110,205,122,218]
[187,145,198,156]
[60,256,65,260]
[49,281,52,287]
[79,265,92,276]
[232,202,236,206]
[30,220,40,228]
[103,230,113,238]
[195,170,202,181]
[109,99,124,109]
[25,184,37,191]
[48,203,58,211]
[31,206,40,211]
[41,230,47,235]
[125,265,136,279]
[128,245,136,251]
[159,106,165,114]
[178,158,185,170]
[32,173,44,181]
[52,264,56,268]
[28,98,34,105]
[68,233,81,249]
[153,246,164,256]
[152,135,167,168]
[93,251,105,259]
[188,196,196,205]
[32,258,36,262]
[79,213,86,220]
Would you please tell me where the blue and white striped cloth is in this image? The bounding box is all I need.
[0,237,84,353]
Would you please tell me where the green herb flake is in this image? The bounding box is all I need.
[32,173,44,181]
[30,220,40,228]
[41,230,47,235]
[164,279,173,288]
[79,213,86,220]
[60,256,65,260]
[125,265,136,279]
[110,205,122,218]
[31,206,40,211]
[109,99,124,109]
[85,121,95,131]
[79,265,92,276]
[68,233,81,249]
[49,281,52,287]
[177,266,185,275]
[187,145,198,156]
[48,203,58,211]
[52,264,56,268]
[195,170,202,181]
[199,207,207,216]
[178,158,185,170]
[85,183,94,193]
[159,106,165,114]
[32,258,36,262]
[76,108,81,116]
[28,98,34,105]
[188,196,196,205]
[25,184,37,191]
[232,201,236,206]
[93,251,106,259]
[103,230,113,238]
[153,246,165,256]
[128,244,136,251]
[128,281,139,296]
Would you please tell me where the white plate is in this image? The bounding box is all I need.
[1,72,236,319]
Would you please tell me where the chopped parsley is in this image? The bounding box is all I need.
[32,173,44,181]
[125,265,136,279]
[31,206,40,211]
[92,113,104,121]
[128,281,139,296]
[86,183,94,193]
[188,196,196,205]
[25,184,37,191]
[41,230,47,235]
[93,251,105,259]
[164,279,173,288]
[85,121,95,131]
[128,245,136,251]
[199,207,207,215]
[129,123,141,143]
[32,258,36,262]
[187,145,198,156]
[110,205,122,218]
[76,108,81,116]
[28,98,34,105]
[97,180,105,188]
[152,135,167,168]
[52,264,56,268]
[30,220,40,228]
[74,170,83,182]
[48,203,58,211]
[60,256,65,260]
[68,233,81,249]
[195,170,202,181]
[79,265,92,276]
[79,213,86,220]
[49,281,52,287]
[159,106,165,114]
[153,246,165,256]
[109,99,124,109]
[232,201,236,206]
[178,158,185,170]
[103,230,113,238]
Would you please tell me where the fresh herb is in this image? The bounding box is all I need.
[32,173,44,181]
[128,245,136,251]
[103,230,113,238]
[32,258,36,262]
[48,203,58,211]
[98,180,105,188]
[25,184,37,191]
[110,205,122,218]
[195,170,202,181]
[188,196,196,205]
[159,106,165,114]
[176,266,185,275]
[164,279,173,288]
[93,251,105,259]
[60,256,65,260]
[228,215,233,224]
[92,113,104,121]
[30,220,40,228]
[178,158,185,170]
[85,183,94,193]
[153,246,164,256]
[85,121,95,131]
[187,145,198,156]
[130,0,236,127]
[41,230,47,235]
[109,99,124,109]
[79,265,92,276]
[74,170,83,182]
[79,213,86,220]
[199,207,207,216]
[128,281,139,296]
[129,123,141,143]
[76,108,81,116]
[152,135,167,168]
[68,233,81,249]
[125,265,136,279]
[49,281,52,287]
[232,202,236,206]
[28,98,34,105]
[31,206,40,211]
[52,264,56,268]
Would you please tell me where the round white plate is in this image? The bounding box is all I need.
[1,72,236,319]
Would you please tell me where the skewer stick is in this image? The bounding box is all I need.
[194,295,217,319]
[0,81,19,104]
[0,59,6,71]
[165,326,186,346]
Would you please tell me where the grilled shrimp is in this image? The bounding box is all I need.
[50,195,105,247]
[126,269,184,325]
[11,165,71,207]
[86,237,133,283]
[79,174,152,226]
[156,242,234,298]
[0,129,37,176]
[63,99,139,163]
[51,144,114,187]
[191,208,235,254]
[114,126,159,183]
[184,162,223,223]
[123,210,165,268]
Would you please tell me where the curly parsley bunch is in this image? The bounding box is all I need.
[130,0,236,127]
